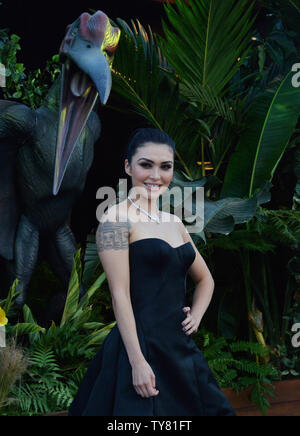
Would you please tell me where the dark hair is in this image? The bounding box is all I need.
[126,128,176,165]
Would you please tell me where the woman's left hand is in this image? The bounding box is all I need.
[181,307,200,335]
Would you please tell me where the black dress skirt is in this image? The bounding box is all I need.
[68,238,236,416]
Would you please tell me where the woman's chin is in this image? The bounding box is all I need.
[146,190,162,199]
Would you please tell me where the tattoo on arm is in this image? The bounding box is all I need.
[96,220,131,252]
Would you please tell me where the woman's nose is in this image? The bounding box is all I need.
[150,167,160,179]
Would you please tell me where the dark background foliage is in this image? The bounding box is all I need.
[0,0,167,242]
[0,0,275,242]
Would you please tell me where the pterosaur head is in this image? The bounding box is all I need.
[53,11,121,196]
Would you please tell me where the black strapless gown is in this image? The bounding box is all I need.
[68,238,236,416]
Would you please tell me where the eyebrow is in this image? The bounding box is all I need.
[138,158,173,164]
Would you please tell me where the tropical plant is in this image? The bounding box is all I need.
[221,71,300,200]
[86,2,300,370]
[1,0,299,415]
[157,0,257,178]
[9,343,78,415]
[111,0,258,180]
[1,250,115,415]
[0,28,61,109]
[110,17,204,179]
[98,0,274,243]
[193,327,280,415]
[3,250,114,349]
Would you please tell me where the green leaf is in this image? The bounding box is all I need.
[86,322,116,347]
[9,323,46,337]
[158,0,256,97]
[2,279,19,314]
[60,250,81,328]
[23,305,42,344]
[221,69,300,198]
[12,91,22,99]
[83,322,106,330]
[204,182,271,234]
[79,272,106,311]
[112,17,203,179]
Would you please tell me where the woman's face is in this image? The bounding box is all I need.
[125,142,174,200]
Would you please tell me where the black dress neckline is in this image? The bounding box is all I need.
[129,237,192,250]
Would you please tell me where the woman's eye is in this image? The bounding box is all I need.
[140,163,172,170]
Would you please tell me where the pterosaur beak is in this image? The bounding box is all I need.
[53,60,100,196]
[53,11,120,196]
[53,50,111,196]
[72,45,112,105]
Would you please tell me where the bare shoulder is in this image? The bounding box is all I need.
[160,210,179,221]
[162,211,187,228]
[98,202,130,224]
[96,203,131,252]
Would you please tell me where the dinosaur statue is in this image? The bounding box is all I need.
[0,11,121,308]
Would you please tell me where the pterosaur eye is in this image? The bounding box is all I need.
[87,44,92,48]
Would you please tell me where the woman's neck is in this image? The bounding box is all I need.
[127,196,161,219]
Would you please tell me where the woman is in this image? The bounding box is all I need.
[68,128,236,416]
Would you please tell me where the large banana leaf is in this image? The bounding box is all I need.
[221,69,300,199]
[161,170,272,241]
[205,181,272,234]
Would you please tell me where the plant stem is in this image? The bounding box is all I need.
[239,246,253,341]
[261,253,275,347]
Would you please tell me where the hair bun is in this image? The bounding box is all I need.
[126,128,176,164]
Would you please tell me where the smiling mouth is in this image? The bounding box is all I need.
[144,183,162,191]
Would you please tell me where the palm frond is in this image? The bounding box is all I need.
[111,17,204,179]
[158,0,256,96]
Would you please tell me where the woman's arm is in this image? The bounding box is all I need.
[96,207,159,398]
[176,218,215,334]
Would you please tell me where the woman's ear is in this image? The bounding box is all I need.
[125,160,132,177]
